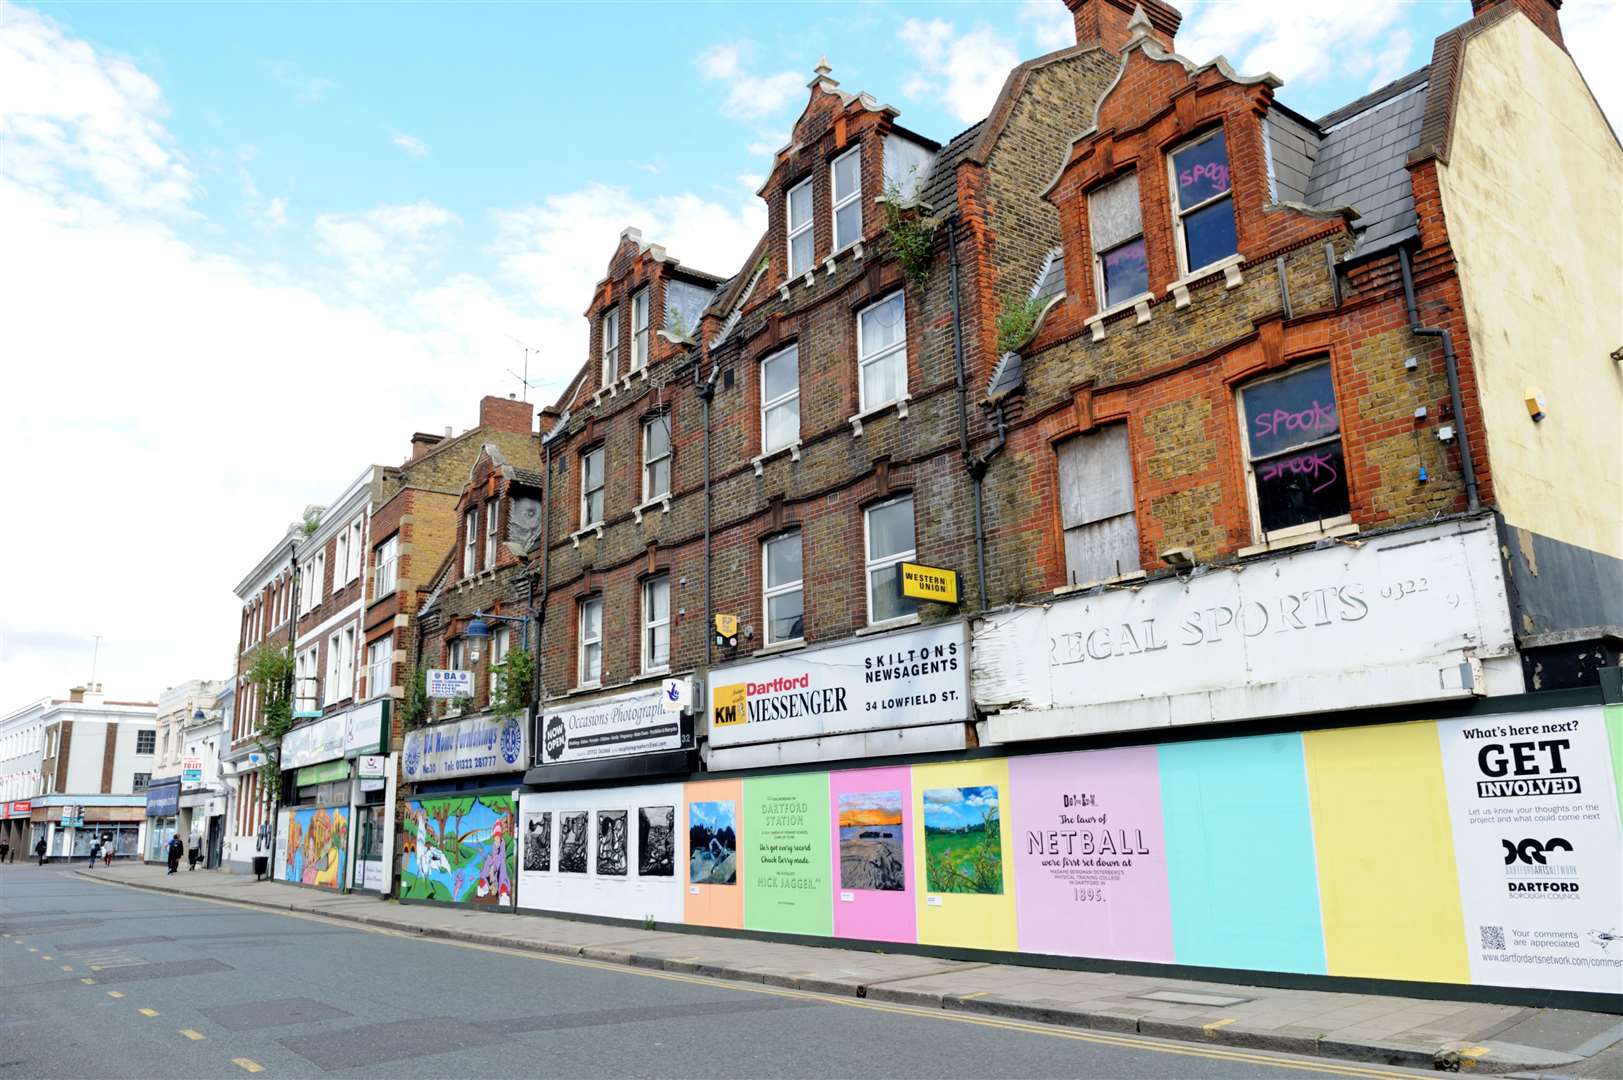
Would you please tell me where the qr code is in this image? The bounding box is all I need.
[1480,925,1506,951]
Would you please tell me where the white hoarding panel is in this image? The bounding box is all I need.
[517,783,685,924]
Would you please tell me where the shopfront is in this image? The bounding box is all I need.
[2,801,34,857]
[274,699,388,891]
[144,777,181,861]
[32,797,146,861]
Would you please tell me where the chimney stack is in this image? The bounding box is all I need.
[69,686,86,703]
[1065,0,1181,54]
[408,432,445,461]
[478,394,536,435]
[1469,0,1563,48]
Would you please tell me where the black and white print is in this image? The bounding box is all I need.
[558,811,589,874]
[638,805,675,877]
[596,809,628,876]
[523,811,551,872]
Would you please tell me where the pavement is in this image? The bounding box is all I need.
[41,861,1623,1078]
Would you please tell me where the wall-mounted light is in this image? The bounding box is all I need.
[464,617,490,664]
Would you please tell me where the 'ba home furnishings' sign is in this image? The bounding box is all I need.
[426,669,473,699]
[402,711,527,782]
[707,621,969,748]
[972,518,1515,741]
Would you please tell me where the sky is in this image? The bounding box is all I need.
[1,0,1618,710]
[924,785,999,830]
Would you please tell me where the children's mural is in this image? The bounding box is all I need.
[400,794,515,906]
[512,706,1623,998]
[277,805,348,889]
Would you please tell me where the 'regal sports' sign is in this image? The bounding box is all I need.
[707,621,969,748]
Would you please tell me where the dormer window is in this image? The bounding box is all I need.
[786,177,814,278]
[831,147,862,251]
[630,287,650,371]
[1169,129,1238,275]
[1088,172,1148,309]
[601,307,621,386]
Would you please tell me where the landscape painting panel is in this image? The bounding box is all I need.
[639,805,675,877]
[401,795,515,905]
[689,800,736,885]
[596,809,628,876]
[923,785,1003,895]
[523,811,551,873]
[839,790,904,891]
[558,811,588,874]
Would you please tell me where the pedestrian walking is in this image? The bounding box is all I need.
[1,840,10,863]
[103,836,115,867]
[166,833,183,875]
[87,837,101,869]
[35,837,47,865]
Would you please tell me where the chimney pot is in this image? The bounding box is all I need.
[1065,0,1181,53]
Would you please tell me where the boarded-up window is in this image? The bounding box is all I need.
[1056,425,1139,586]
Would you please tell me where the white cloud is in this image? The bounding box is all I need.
[0,2,195,211]
[899,19,1018,123]
[392,132,429,158]
[1566,0,1623,129]
[698,42,804,121]
[1176,0,1413,92]
[314,200,459,288]
[267,61,336,105]
[263,194,288,228]
[1020,0,1075,51]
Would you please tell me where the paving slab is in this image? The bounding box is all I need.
[81,864,1622,1076]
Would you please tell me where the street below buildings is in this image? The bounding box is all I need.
[0,864,1454,1080]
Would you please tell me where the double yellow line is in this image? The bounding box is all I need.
[83,876,1423,1079]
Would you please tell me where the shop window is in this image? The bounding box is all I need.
[786,177,814,278]
[762,532,804,646]
[578,596,603,686]
[1169,129,1238,275]
[1056,425,1140,585]
[760,346,800,455]
[1089,172,1148,309]
[1237,361,1350,539]
[580,446,605,528]
[864,495,919,625]
[831,147,862,251]
[642,577,670,674]
[136,729,155,755]
[857,292,907,413]
[642,414,672,502]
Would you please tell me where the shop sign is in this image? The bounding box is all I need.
[707,621,969,748]
[4,800,30,817]
[901,562,959,604]
[279,713,346,770]
[974,518,1516,740]
[344,699,388,757]
[181,756,203,784]
[426,669,473,699]
[401,711,526,782]
[660,676,692,713]
[356,755,387,779]
[537,688,684,767]
[144,781,180,818]
[295,760,351,787]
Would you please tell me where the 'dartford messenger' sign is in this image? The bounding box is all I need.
[707,621,968,748]
[537,687,685,766]
[402,711,526,781]
[972,518,1515,739]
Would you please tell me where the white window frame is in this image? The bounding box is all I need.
[373,534,399,599]
[863,495,918,626]
[856,292,908,413]
[786,177,814,278]
[630,287,650,371]
[642,414,672,502]
[298,646,319,713]
[578,596,603,687]
[762,532,804,647]
[580,447,605,528]
[487,626,510,706]
[339,623,356,703]
[601,307,621,387]
[484,498,499,570]
[346,518,364,583]
[1167,128,1237,277]
[1235,360,1353,545]
[463,507,480,577]
[323,632,341,707]
[365,634,393,701]
[1088,172,1149,312]
[333,529,349,595]
[760,346,800,455]
[830,146,862,252]
[641,576,671,674]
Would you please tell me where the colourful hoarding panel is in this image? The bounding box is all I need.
[401,794,516,906]
[1304,721,1470,984]
[912,759,1017,951]
[276,805,348,890]
[516,783,684,925]
[743,772,832,936]
[1159,733,1326,974]
[829,765,916,944]
[1010,746,1173,963]
[684,779,743,929]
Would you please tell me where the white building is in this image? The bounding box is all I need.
[145,677,229,863]
[0,697,49,854]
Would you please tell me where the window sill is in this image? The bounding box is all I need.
[778,242,864,300]
[570,523,605,548]
[1085,292,1154,341]
[640,666,670,679]
[1167,253,1244,308]
[1053,568,1148,596]
[856,613,921,636]
[753,638,806,658]
[751,441,802,475]
[849,396,910,437]
[571,681,602,695]
[1237,519,1358,558]
[632,496,672,524]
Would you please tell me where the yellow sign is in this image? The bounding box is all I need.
[714,613,739,638]
[712,683,747,726]
[901,562,959,604]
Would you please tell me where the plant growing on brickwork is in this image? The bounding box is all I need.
[880,178,939,292]
[301,510,320,536]
[996,293,1048,354]
[244,643,295,794]
[401,664,429,730]
[491,647,534,720]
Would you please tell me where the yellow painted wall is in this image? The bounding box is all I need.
[1436,14,1623,558]
[1303,721,1469,984]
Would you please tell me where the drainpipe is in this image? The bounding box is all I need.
[535,411,568,750]
[946,214,971,461]
[968,404,1008,610]
[1399,244,1479,513]
[695,357,721,666]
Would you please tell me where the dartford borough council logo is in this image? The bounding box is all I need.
[404,740,421,776]
[500,718,522,764]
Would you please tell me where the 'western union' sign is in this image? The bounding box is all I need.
[900,562,959,604]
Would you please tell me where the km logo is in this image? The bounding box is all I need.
[1502,837,1573,865]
